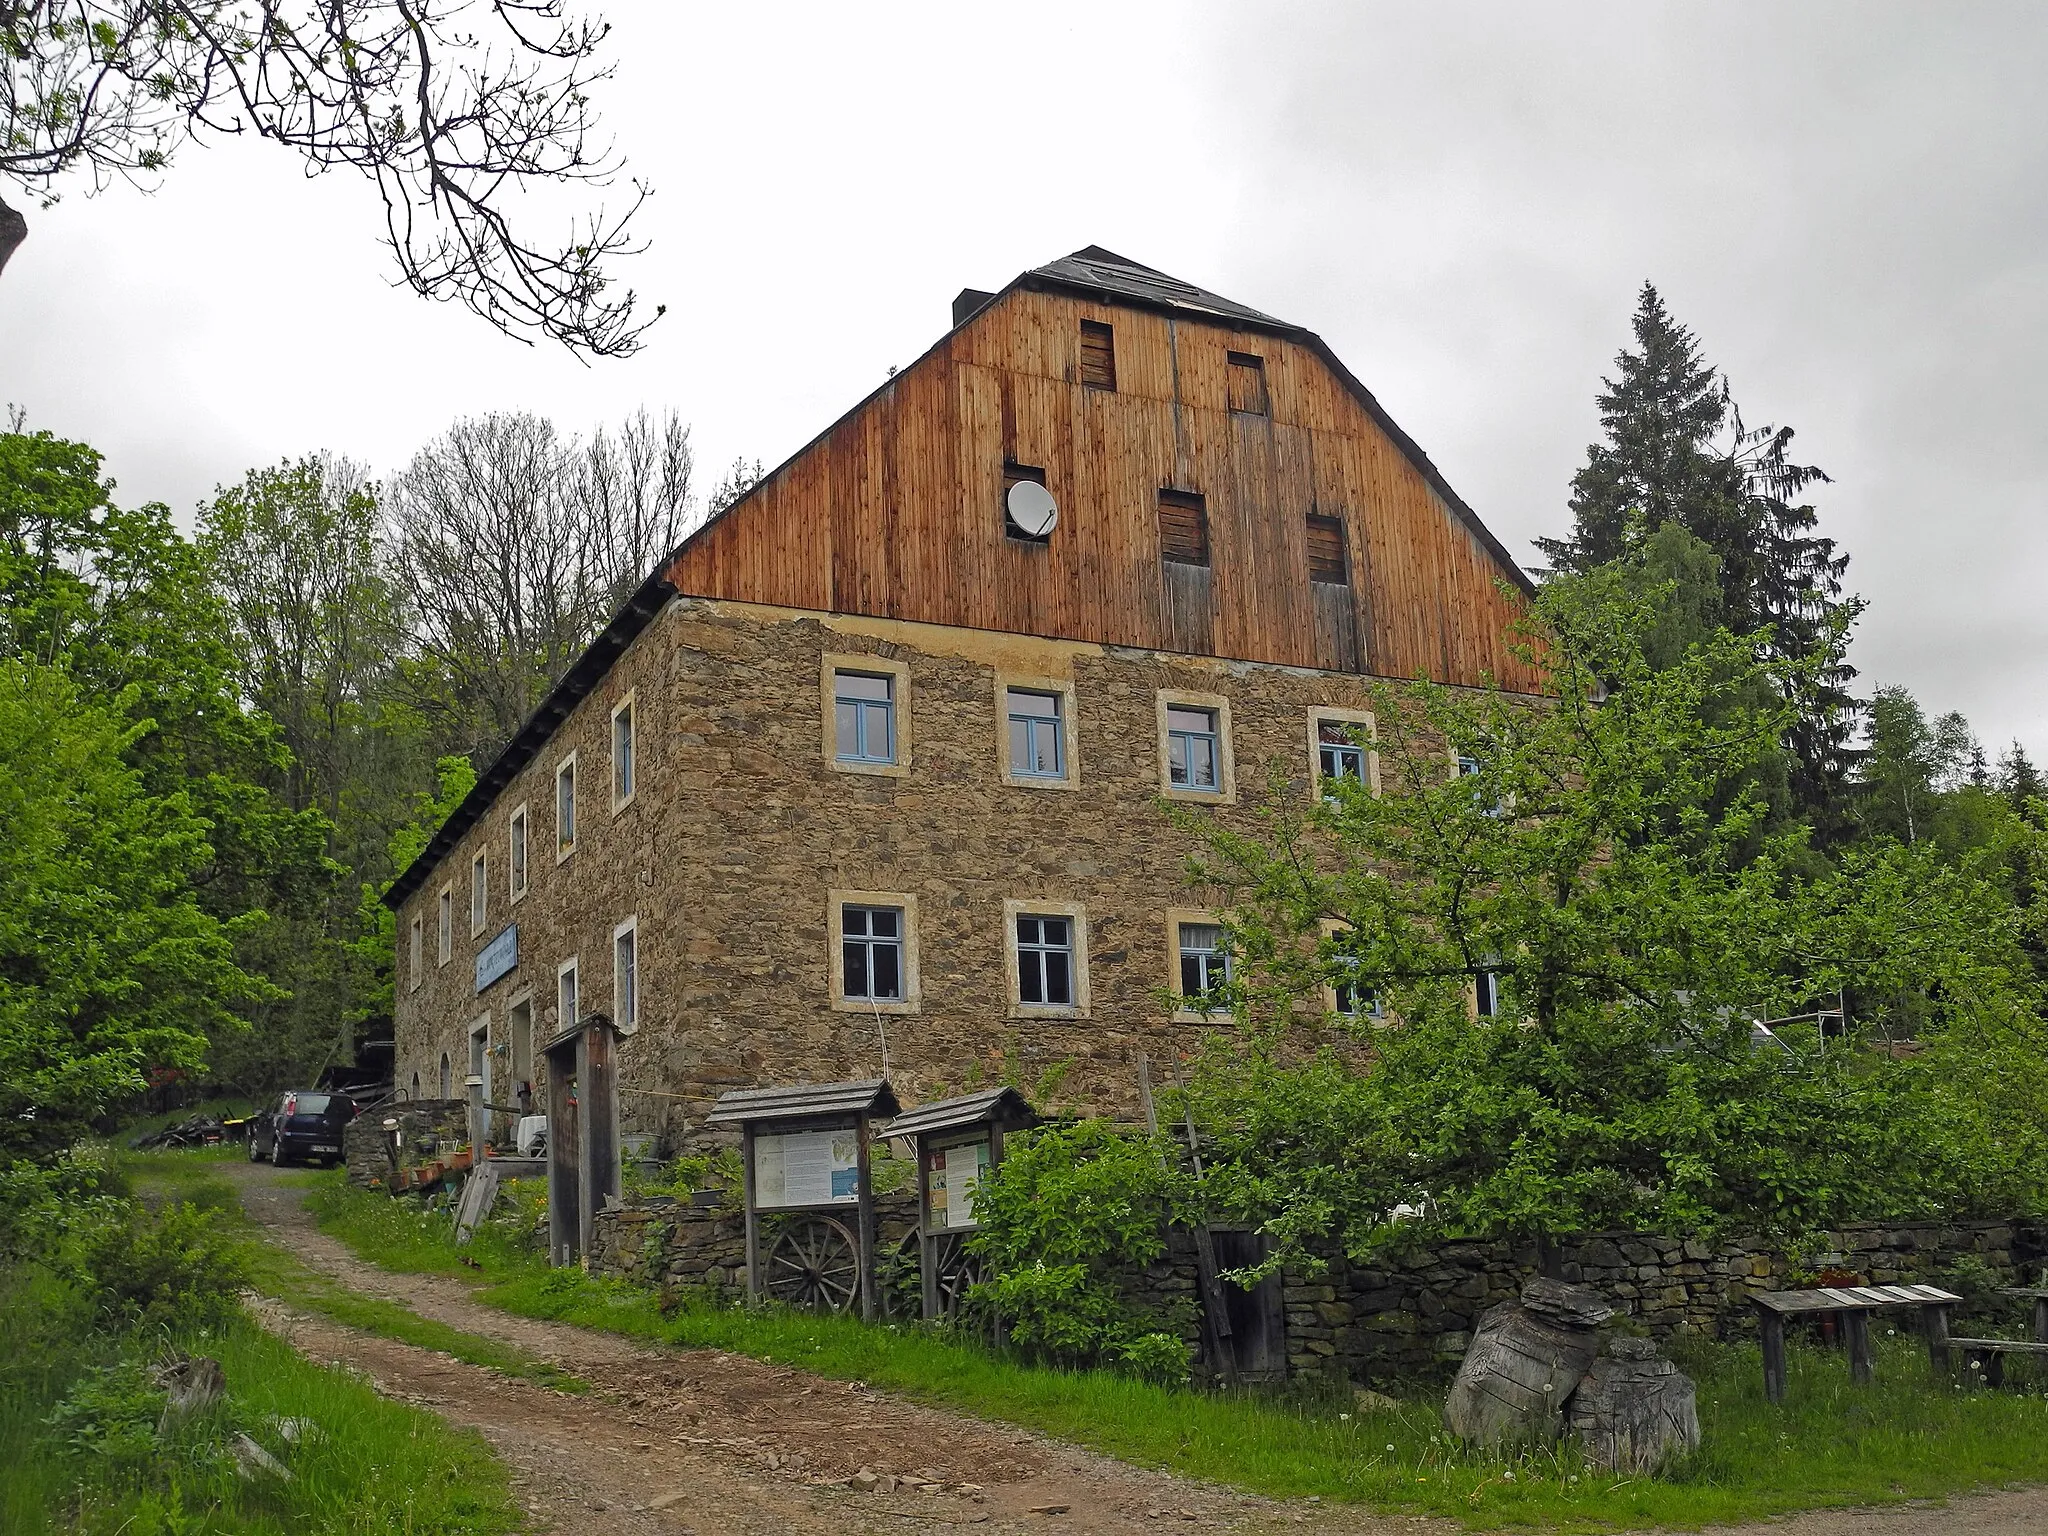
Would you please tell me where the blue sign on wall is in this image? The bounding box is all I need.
[476,924,518,994]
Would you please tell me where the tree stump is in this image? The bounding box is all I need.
[1564,1336,1700,1472]
[1444,1280,1612,1445]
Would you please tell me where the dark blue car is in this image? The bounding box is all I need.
[249,1091,358,1167]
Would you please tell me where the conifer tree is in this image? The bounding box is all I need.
[1539,283,1860,821]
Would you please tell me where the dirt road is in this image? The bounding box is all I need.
[223,1162,2048,1535]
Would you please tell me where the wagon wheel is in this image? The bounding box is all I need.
[765,1214,861,1313]
[929,1230,986,1316]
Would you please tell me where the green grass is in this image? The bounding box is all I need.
[123,1150,585,1393]
[0,1198,524,1533]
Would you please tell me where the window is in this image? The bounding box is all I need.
[1002,463,1052,543]
[841,905,904,1002]
[436,886,452,964]
[1178,922,1231,1003]
[1167,706,1221,792]
[439,1052,452,1098]
[834,671,897,764]
[1455,753,1482,779]
[1015,914,1074,1007]
[555,755,576,857]
[1307,513,1348,585]
[1475,967,1502,1020]
[508,805,529,901]
[613,918,638,1033]
[470,851,488,936]
[1315,716,1375,793]
[409,914,423,990]
[1226,351,1269,415]
[611,695,636,809]
[1007,689,1064,779]
[1332,961,1381,1020]
[409,1071,420,1100]
[1158,490,1209,566]
[558,957,579,1029]
[1080,319,1116,390]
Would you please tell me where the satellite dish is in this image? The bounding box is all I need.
[1006,479,1058,538]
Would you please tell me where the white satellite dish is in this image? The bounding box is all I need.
[1006,479,1058,538]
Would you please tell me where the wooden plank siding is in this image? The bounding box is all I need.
[664,287,1542,693]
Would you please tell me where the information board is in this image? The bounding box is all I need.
[925,1139,991,1230]
[753,1129,860,1208]
[475,924,518,994]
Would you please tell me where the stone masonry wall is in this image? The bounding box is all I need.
[394,594,1422,1145]
[1284,1218,2048,1384]
[589,1190,922,1304]
[341,1099,469,1190]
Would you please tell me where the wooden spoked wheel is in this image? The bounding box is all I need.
[765,1214,861,1312]
[929,1231,985,1316]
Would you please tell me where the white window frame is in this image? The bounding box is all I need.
[611,692,637,813]
[828,889,921,1014]
[508,803,530,904]
[1473,965,1503,1020]
[612,915,639,1033]
[408,913,423,992]
[821,654,912,778]
[470,849,489,937]
[1319,919,1384,1022]
[1002,898,1090,1018]
[1309,707,1381,798]
[996,675,1080,789]
[468,1014,492,1103]
[1156,690,1237,803]
[555,751,578,861]
[557,955,580,1031]
[1165,906,1232,1022]
[436,883,453,965]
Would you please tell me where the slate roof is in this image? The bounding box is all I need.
[705,1078,902,1125]
[880,1086,1038,1142]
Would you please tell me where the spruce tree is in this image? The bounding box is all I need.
[1540,283,1860,822]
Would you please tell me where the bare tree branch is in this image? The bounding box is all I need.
[1,1,658,355]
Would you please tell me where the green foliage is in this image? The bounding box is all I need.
[967,1121,1195,1377]
[1183,573,2048,1270]
[61,1199,247,1334]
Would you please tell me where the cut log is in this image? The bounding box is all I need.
[1444,1298,1600,1445]
[1565,1336,1700,1472]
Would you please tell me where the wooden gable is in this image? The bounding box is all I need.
[665,258,1542,693]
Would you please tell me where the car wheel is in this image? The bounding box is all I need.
[247,1133,262,1163]
[270,1135,286,1167]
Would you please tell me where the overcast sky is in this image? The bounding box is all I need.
[3,3,2043,755]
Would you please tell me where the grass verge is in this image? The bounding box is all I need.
[302,1168,2048,1532]
[124,1150,584,1393]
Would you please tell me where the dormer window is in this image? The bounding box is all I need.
[1227,351,1269,415]
[1080,320,1116,390]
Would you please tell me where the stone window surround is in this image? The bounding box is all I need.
[612,913,639,1032]
[828,888,921,1014]
[468,1013,491,1100]
[470,848,489,938]
[508,802,530,905]
[1318,917,1385,1023]
[610,690,637,815]
[557,954,580,1032]
[995,674,1081,790]
[1308,706,1381,797]
[1164,905,1230,1023]
[408,913,423,992]
[555,750,578,863]
[1001,897,1092,1019]
[822,653,913,778]
[436,882,453,965]
[1155,689,1238,804]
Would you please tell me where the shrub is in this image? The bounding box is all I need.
[967,1120,1195,1378]
[64,1199,246,1334]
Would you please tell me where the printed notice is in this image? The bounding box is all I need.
[926,1139,991,1229]
[753,1129,861,1208]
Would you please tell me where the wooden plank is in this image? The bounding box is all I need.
[1760,1308,1788,1405]
[1844,1309,1875,1386]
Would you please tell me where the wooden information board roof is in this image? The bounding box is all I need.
[883,1087,1037,1142]
[706,1079,901,1126]
[1753,1283,1959,1314]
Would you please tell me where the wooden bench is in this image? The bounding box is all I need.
[2000,1286,2048,1345]
[1752,1284,1961,1404]
[1949,1336,2048,1387]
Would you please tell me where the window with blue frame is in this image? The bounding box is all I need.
[1179,922,1231,1003]
[1167,706,1220,792]
[1007,689,1064,778]
[834,672,896,764]
[1317,718,1369,788]
[1015,914,1074,1006]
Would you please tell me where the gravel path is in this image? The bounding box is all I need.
[222,1161,2048,1535]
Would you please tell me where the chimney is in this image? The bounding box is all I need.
[952,288,995,328]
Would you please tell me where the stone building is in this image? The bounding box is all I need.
[385,247,1540,1147]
